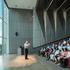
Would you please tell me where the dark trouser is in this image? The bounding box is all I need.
[25,48,28,59]
[60,58,67,67]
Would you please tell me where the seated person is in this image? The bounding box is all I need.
[57,48,68,66]
[54,48,60,63]
[40,48,46,56]
[40,48,44,55]
[58,48,68,60]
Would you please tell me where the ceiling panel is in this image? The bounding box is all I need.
[5,0,37,9]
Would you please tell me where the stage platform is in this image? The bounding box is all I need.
[0,54,69,70]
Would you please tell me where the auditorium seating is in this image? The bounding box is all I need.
[39,36,70,68]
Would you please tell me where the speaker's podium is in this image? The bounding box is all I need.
[18,46,24,55]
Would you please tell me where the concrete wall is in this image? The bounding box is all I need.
[33,9,46,48]
[45,10,55,43]
[34,9,70,45]
[7,8,70,54]
[32,9,70,54]
[9,9,33,54]
[66,10,70,35]
[56,10,65,40]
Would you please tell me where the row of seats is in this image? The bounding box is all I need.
[39,37,70,68]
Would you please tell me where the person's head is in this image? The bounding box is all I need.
[63,40,67,46]
[58,42,61,46]
[52,43,54,47]
[65,48,68,51]
[67,40,70,45]
[62,48,64,51]
[25,40,29,44]
[56,47,59,50]
[67,43,70,46]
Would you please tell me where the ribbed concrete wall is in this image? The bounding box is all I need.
[45,10,55,43]
[34,9,70,46]
[66,10,70,35]
[33,9,46,48]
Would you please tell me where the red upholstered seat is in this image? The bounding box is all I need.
[67,58,70,68]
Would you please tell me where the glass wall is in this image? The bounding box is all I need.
[2,0,9,54]
[0,0,2,55]
[0,19,2,54]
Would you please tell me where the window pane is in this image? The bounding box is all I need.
[0,43,2,54]
[0,19,2,37]
[0,0,2,17]
[0,38,2,54]
[0,0,2,55]
[4,23,7,38]
[0,38,2,45]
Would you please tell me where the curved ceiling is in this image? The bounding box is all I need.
[5,0,37,9]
